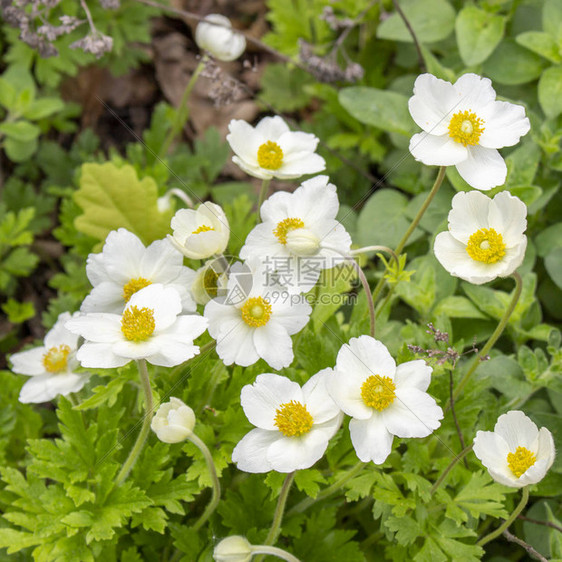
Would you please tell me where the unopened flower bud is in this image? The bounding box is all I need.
[192,262,228,305]
[213,536,252,562]
[286,228,320,256]
[151,397,195,443]
[195,14,246,62]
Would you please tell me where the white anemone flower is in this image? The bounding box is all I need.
[327,336,443,465]
[66,284,208,368]
[239,175,352,294]
[169,202,230,260]
[204,258,312,370]
[227,116,326,180]
[81,228,196,314]
[195,14,246,62]
[151,397,196,444]
[10,312,88,403]
[473,411,555,488]
[408,73,530,190]
[232,371,343,473]
[434,191,527,285]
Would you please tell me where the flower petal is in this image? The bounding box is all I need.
[409,132,468,166]
[394,360,432,392]
[479,100,530,149]
[19,372,88,403]
[253,321,294,370]
[494,410,539,451]
[488,191,527,248]
[232,428,278,473]
[303,368,343,424]
[448,191,492,244]
[267,429,331,472]
[255,116,290,140]
[349,415,393,464]
[76,342,130,368]
[10,347,48,376]
[453,73,497,110]
[455,146,507,191]
[227,119,263,164]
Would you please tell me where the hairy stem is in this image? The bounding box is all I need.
[257,178,271,215]
[115,359,153,485]
[351,259,376,338]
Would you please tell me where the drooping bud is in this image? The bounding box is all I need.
[195,14,246,62]
[213,536,252,562]
[151,397,196,443]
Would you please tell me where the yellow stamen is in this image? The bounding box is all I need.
[507,446,537,478]
[466,228,506,264]
[42,344,71,373]
[274,400,314,437]
[192,225,214,234]
[241,297,272,328]
[122,277,152,303]
[121,306,156,342]
[361,375,396,411]
[257,141,283,170]
[448,110,485,146]
[273,217,305,245]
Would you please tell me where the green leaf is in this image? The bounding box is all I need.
[260,63,314,112]
[543,0,562,39]
[536,223,562,257]
[538,65,562,119]
[377,0,455,43]
[74,162,174,246]
[1,298,35,323]
[3,136,38,162]
[22,97,65,120]
[455,6,505,65]
[454,472,508,519]
[131,506,168,533]
[516,31,561,63]
[433,296,487,319]
[339,87,414,135]
[294,469,327,498]
[76,375,129,410]
[545,247,562,290]
[0,120,40,142]
[483,39,546,85]
[385,515,423,545]
[0,528,42,554]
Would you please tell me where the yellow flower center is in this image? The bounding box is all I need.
[241,297,272,328]
[466,228,506,264]
[257,141,283,170]
[361,375,396,411]
[192,225,214,234]
[507,446,537,478]
[122,277,152,303]
[42,344,71,373]
[121,306,156,342]
[448,110,485,146]
[273,217,305,245]
[274,400,314,437]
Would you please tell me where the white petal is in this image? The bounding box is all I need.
[76,342,130,368]
[99,229,145,284]
[65,314,123,343]
[86,251,108,286]
[328,367,372,420]
[488,192,527,248]
[394,360,432,392]
[448,191,492,244]
[518,456,551,487]
[231,155,274,180]
[455,146,507,191]
[139,239,184,282]
[253,321,294,370]
[473,430,511,472]
[18,372,88,403]
[303,369,342,424]
[127,284,181,332]
[453,73,497,110]
[536,427,556,471]
[275,154,326,178]
[144,341,200,368]
[255,116,290,140]
[383,388,443,438]
[409,73,457,134]
[271,298,312,335]
[241,373,303,430]
[494,410,539,451]
[10,347,48,376]
[232,429,278,473]
[409,132,468,166]
[81,282,125,314]
[44,312,80,349]
[291,176,339,222]
[479,101,530,149]
[278,131,319,158]
[267,430,331,472]
[227,119,263,165]
[338,336,396,380]
[215,320,260,367]
[349,416,393,464]
[260,191,295,223]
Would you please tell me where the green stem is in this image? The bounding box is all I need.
[351,259,375,338]
[450,272,523,406]
[375,285,395,319]
[350,245,399,266]
[115,359,153,486]
[255,473,295,562]
[477,487,530,547]
[430,444,473,494]
[257,178,271,214]
[160,56,208,157]
[190,433,221,531]
[371,166,446,305]
[251,545,301,562]
[288,462,366,515]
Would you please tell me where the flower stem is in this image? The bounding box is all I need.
[190,433,221,531]
[288,461,366,515]
[350,245,399,265]
[430,444,473,494]
[251,545,301,562]
[450,272,523,406]
[160,56,208,157]
[477,486,530,547]
[350,259,375,338]
[255,472,295,562]
[257,178,271,215]
[115,359,153,486]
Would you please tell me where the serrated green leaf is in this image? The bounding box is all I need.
[454,471,508,519]
[294,469,327,498]
[385,515,423,545]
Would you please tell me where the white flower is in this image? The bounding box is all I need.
[434,191,527,285]
[408,73,530,190]
[66,284,208,368]
[213,536,252,562]
[227,116,326,180]
[473,411,555,488]
[81,229,196,314]
[169,202,230,260]
[191,260,229,306]
[10,312,88,403]
[195,14,246,62]
[204,259,312,370]
[151,397,196,443]
[328,336,443,465]
[232,371,343,473]
[239,175,352,294]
